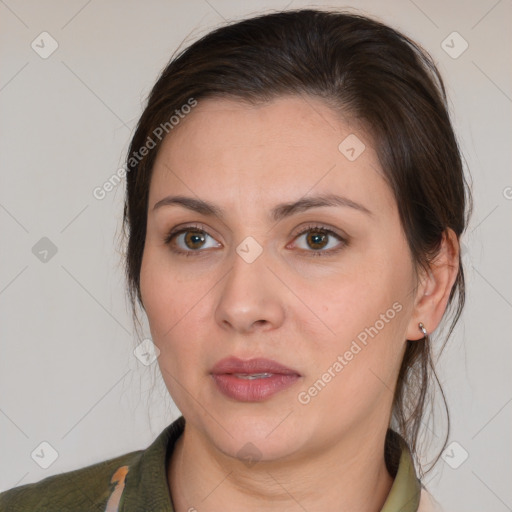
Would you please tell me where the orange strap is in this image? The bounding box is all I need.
[104,465,130,512]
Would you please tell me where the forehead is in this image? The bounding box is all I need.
[149,95,394,215]
[162,94,359,150]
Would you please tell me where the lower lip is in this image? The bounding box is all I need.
[211,373,301,402]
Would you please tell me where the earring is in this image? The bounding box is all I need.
[418,322,428,338]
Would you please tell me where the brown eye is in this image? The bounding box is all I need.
[183,230,207,250]
[292,225,347,257]
[305,230,329,250]
[163,225,221,257]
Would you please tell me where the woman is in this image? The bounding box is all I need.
[0,8,471,512]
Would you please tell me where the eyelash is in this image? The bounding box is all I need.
[162,223,348,258]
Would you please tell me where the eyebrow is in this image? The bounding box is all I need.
[152,193,373,221]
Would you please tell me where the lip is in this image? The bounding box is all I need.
[211,357,301,402]
[211,356,301,376]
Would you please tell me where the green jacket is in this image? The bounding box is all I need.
[0,416,437,511]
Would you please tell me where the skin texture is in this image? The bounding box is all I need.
[139,95,459,512]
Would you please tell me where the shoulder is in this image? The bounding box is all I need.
[418,486,445,512]
[0,449,142,512]
[0,416,186,512]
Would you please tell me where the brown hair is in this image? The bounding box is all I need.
[120,8,472,477]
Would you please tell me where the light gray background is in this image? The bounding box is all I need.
[1,1,511,511]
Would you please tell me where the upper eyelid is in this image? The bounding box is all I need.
[294,225,344,237]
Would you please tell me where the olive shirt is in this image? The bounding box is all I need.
[0,416,443,512]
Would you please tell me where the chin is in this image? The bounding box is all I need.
[198,408,311,464]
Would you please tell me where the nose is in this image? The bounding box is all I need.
[214,246,286,334]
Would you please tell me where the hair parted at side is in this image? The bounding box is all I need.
[120,8,473,477]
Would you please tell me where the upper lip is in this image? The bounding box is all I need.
[211,357,301,376]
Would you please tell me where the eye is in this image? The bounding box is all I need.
[290,224,347,257]
[163,224,221,257]
[163,223,348,258]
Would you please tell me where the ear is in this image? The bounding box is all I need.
[405,228,460,341]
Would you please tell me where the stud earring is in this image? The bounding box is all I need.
[418,322,428,338]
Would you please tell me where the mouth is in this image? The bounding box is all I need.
[211,356,301,376]
[211,357,301,402]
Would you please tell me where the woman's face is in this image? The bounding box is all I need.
[140,95,425,462]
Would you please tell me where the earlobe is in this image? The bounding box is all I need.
[405,229,460,341]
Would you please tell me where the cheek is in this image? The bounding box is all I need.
[310,259,408,338]
[140,247,184,341]
[140,246,211,355]
[298,249,412,383]
[140,248,210,411]
[295,276,409,428]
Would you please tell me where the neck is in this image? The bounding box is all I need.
[167,421,395,512]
